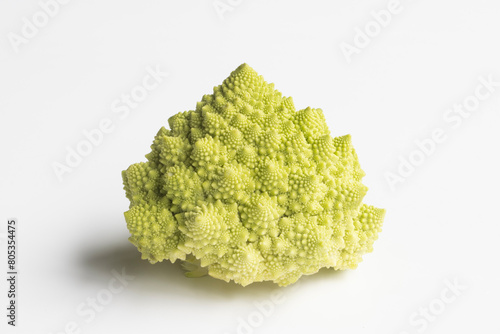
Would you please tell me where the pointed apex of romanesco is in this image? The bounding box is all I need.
[233,63,256,74]
[225,63,261,85]
[122,64,385,287]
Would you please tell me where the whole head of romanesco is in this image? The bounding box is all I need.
[122,63,385,287]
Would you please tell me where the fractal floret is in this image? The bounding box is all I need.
[122,63,385,287]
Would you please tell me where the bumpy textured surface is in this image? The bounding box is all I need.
[122,64,385,287]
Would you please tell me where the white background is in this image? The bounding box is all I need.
[1,1,499,333]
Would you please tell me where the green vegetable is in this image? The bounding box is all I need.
[122,64,385,286]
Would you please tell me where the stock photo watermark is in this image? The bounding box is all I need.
[7,0,73,53]
[339,0,419,64]
[47,267,134,334]
[398,277,467,334]
[213,0,244,20]
[385,74,499,191]
[224,282,301,334]
[51,64,169,182]
[6,218,18,326]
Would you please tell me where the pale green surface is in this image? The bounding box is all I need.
[122,64,384,286]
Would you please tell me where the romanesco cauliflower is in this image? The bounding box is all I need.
[122,63,385,287]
